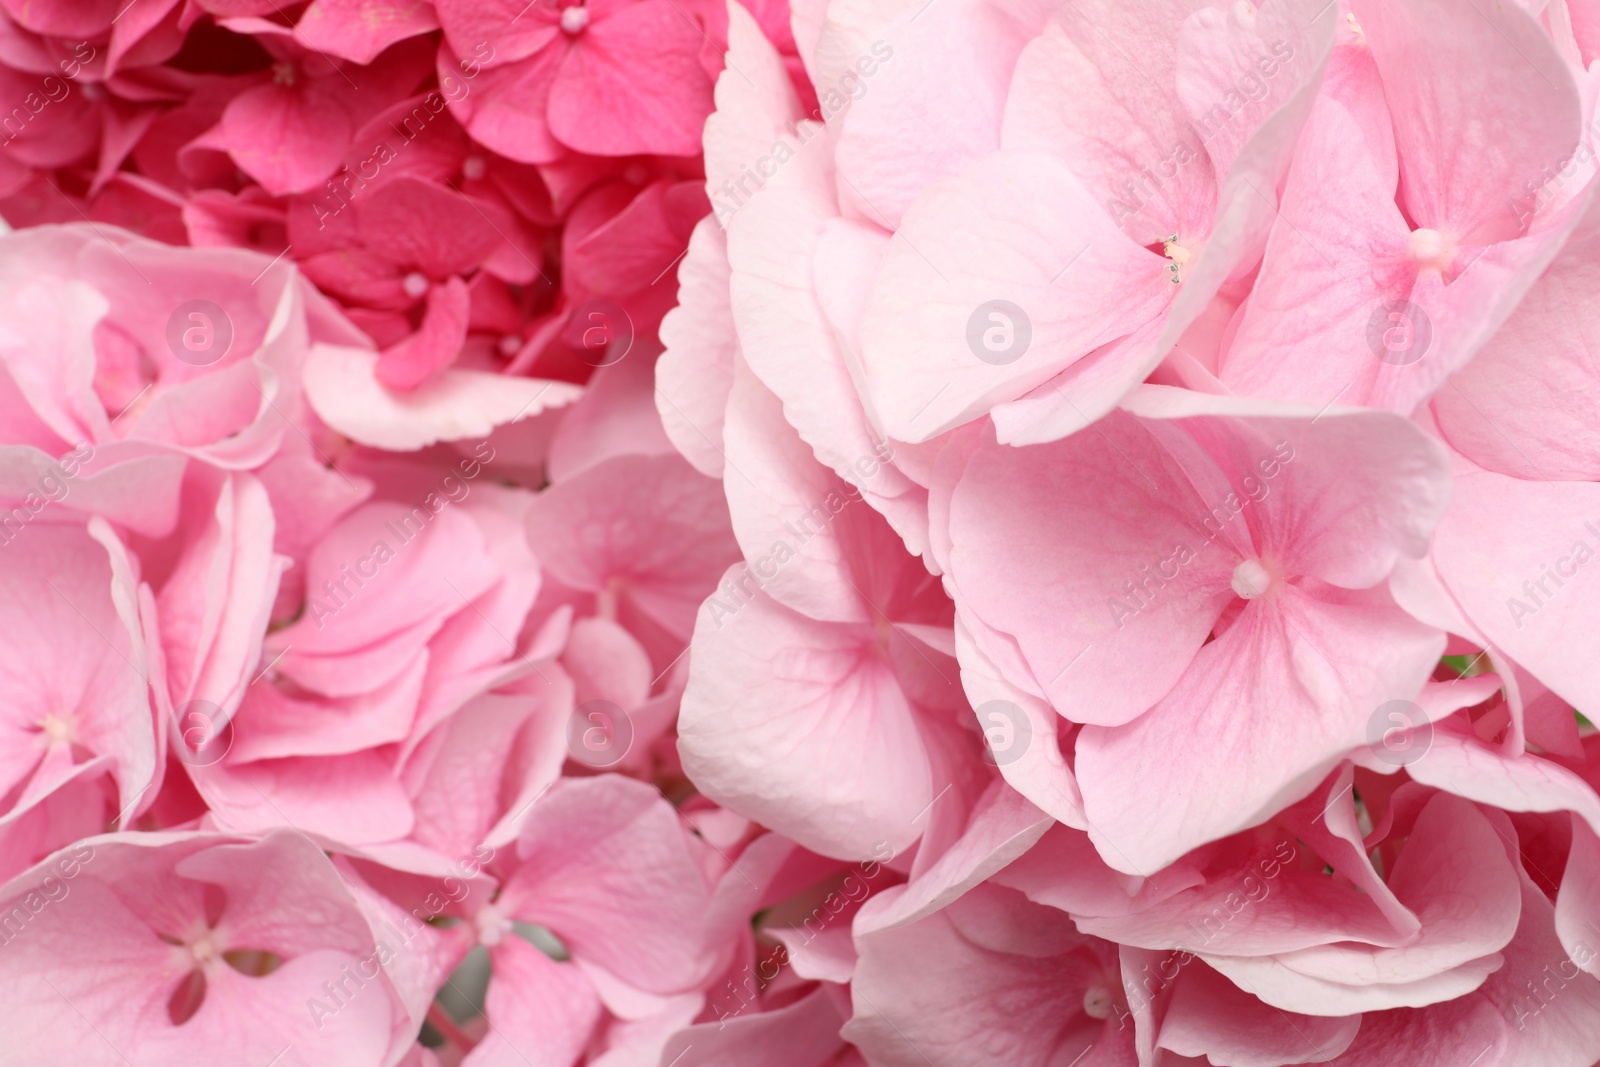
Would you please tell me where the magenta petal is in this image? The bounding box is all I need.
[376,276,472,391]
[218,83,353,197]
[548,0,715,157]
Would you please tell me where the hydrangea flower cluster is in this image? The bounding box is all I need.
[0,0,1598,1065]
[0,0,810,411]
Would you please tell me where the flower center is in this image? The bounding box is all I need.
[402,272,430,299]
[1082,983,1113,1020]
[38,712,73,744]
[1231,558,1273,600]
[1407,227,1454,272]
[1163,235,1194,284]
[872,613,897,650]
[560,5,590,33]
[272,61,298,87]
[596,574,626,619]
[476,905,512,947]
[462,156,486,181]
[190,935,218,965]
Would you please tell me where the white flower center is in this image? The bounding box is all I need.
[476,905,512,947]
[1231,558,1273,600]
[1082,983,1113,1020]
[402,272,430,299]
[38,712,73,743]
[560,5,590,33]
[1407,228,1453,271]
[1163,235,1194,284]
